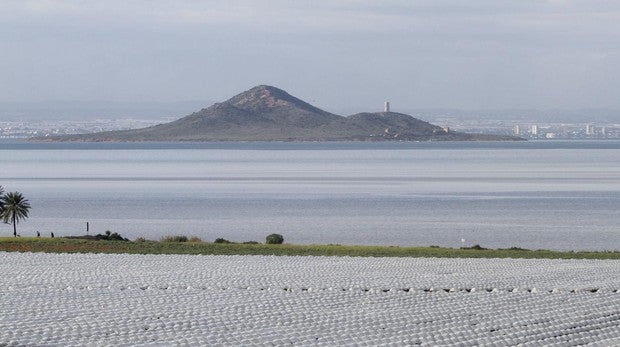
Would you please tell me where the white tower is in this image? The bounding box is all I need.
[384,101,390,113]
[530,124,538,136]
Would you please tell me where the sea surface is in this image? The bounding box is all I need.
[1,140,618,251]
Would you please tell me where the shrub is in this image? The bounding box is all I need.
[188,236,204,243]
[135,237,147,242]
[214,238,232,244]
[161,235,188,243]
[504,246,529,251]
[266,233,284,245]
[94,231,128,241]
[461,244,488,250]
[243,241,259,244]
[108,232,126,241]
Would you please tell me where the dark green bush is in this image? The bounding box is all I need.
[108,232,126,241]
[496,246,530,251]
[461,244,488,250]
[243,241,259,244]
[94,230,128,241]
[161,235,188,242]
[266,233,284,244]
[214,238,232,244]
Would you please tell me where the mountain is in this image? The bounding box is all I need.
[34,85,523,142]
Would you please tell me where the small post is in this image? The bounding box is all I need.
[86,222,89,235]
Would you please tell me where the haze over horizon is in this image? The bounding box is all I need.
[2,1,620,118]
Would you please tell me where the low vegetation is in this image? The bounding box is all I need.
[214,238,233,244]
[266,233,284,244]
[0,237,618,259]
[160,235,189,243]
[66,230,128,241]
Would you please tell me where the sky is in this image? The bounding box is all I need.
[2,0,620,114]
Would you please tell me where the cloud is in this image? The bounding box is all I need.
[2,0,620,108]
[4,1,620,37]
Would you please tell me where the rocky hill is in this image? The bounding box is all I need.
[35,85,523,142]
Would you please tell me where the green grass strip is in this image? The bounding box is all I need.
[1,237,619,259]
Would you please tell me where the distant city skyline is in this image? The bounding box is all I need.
[2,1,620,113]
[2,99,620,124]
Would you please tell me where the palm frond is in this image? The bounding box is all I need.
[0,191,31,224]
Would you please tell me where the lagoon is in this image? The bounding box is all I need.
[1,140,618,250]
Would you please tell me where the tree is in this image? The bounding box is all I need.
[266,233,284,244]
[0,191,31,237]
[0,185,5,224]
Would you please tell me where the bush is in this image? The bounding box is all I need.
[188,236,204,243]
[266,233,284,245]
[214,238,232,244]
[94,230,128,241]
[161,235,189,243]
[461,244,488,250]
[511,247,529,251]
[242,241,259,244]
[135,237,147,242]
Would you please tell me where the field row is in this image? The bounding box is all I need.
[1,253,619,346]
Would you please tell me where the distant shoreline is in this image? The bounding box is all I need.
[6,139,620,151]
[29,85,525,142]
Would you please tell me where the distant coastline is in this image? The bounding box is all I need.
[32,85,525,143]
[8,138,620,151]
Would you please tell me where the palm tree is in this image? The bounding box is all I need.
[1,191,31,237]
[0,185,4,220]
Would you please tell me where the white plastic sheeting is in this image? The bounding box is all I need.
[0,252,619,346]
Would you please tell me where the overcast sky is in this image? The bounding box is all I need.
[2,0,620,113]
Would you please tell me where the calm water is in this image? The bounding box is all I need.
[1,140,618,250]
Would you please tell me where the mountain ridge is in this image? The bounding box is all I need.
[33,85,524,142]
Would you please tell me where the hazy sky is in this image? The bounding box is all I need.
[2,0,620,112]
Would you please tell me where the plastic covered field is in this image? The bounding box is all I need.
[1,253,619,346]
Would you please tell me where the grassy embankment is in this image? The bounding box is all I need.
[1,237,619,259]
